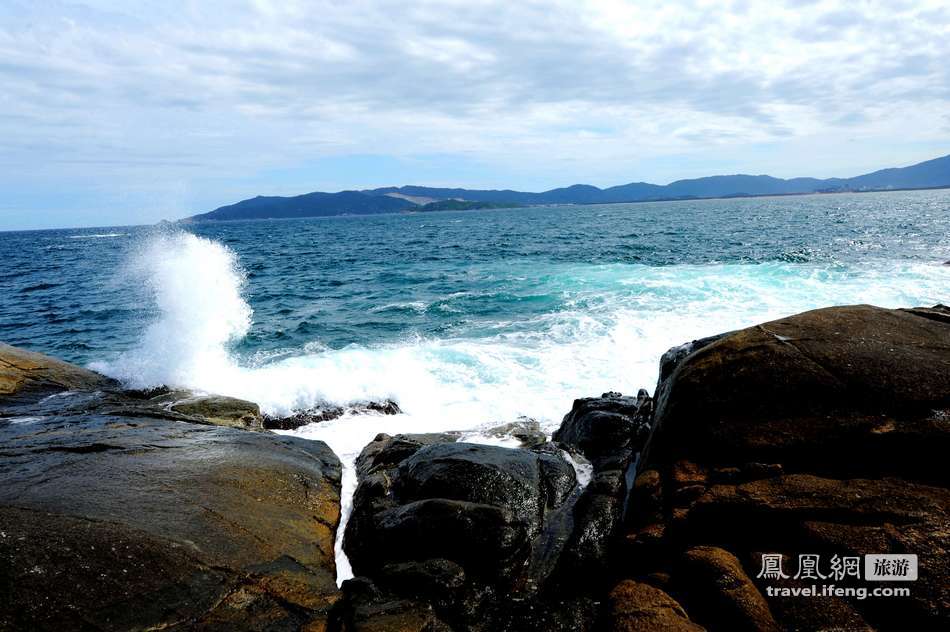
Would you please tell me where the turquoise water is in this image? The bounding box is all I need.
[5,189,949,582]
[2,190,949,433]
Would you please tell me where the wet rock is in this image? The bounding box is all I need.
[263,399,402,431]
[604,580,704,632]
[483,418,548,447]
[354,432,460,478]
[0,411,342,630]
[345,442,576,584]
[170,394,263,430]
[0,342,115,398]
[332,576,453,632]
[553,390,652,470]
[341,433,594,631]
[546,390,654,598]
[265,405,346,430]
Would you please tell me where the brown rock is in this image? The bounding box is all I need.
[605,580,704,632]
[170,394,264,430]
[0,342,114,397]
[676,546,779,632]
[0,412,342,630]
[672,460,708,487]
[644,305,950,483]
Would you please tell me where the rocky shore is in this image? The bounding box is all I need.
[1,303,948,631]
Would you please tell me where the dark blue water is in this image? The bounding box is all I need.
[6,188,947,584]
[3,190,948,370]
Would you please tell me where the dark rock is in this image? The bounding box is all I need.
[332,576,453,632]
[553,469,625,585]
[346,442,576,584]
[264,399,402,431]
[0,411,342,630]
[354,432,460,478]
[340,433,596,631]
[264,405,345,430]
[604,580,704,632]
[553,390,652,470]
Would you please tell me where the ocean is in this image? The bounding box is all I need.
[3,190,949,577]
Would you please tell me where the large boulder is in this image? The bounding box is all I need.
[550,391,653,590]
[618,305,950,631]
[643,304,950,481]
[339,433,587,631]
[0,344,273,432]
[345,438,576,583]
[0,411,343,630]
[553,390,652,470]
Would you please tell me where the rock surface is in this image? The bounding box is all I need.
[0,411,343,631]
[263,400,402,431]
[605,580,704,632]
[345,438,576,583]
[614,305,950,631]
[553,390,652,470]
[0,344,345,630]
[170,394,264,430]
[339,433,602,631]
[0,342,115,397]
[551,391,653,592]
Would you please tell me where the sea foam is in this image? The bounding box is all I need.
[93,230,949,584]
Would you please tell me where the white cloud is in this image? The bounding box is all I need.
[0,0,947,226]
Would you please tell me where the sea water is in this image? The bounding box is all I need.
[3,190,949,581]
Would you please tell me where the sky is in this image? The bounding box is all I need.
[1,0,948,230]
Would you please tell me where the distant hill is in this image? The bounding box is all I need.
[419,200,525,212]
[187,153,950,221]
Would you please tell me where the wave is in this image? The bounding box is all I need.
[68,233,127,239]
[90,230,948,584]
[90,231,251,389]
[92,231,950,450]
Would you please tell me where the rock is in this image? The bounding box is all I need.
[0,344,273,433]
[483,418,548,448]
[553,469,625,584]
[553,390,652,470]
[675,546,778,632]
[0,342,115,398]
[643,304,950,482]
[354,432,460,478]
[0,411,342,630]
[264,405,346,430]
[345,442,576,583]
[620,305,950,631]
[341,434,594,631]
[264,400,402,431]
[332,577,453,632]
[604,580,704,632]
[170,394,264,430]
[546,390,654,598]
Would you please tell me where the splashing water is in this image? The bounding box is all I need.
[75,195,949,584]
[92,232,252,388]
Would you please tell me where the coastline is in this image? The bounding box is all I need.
[2,303,948,630]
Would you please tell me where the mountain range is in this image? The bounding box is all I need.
[187,153,950,221]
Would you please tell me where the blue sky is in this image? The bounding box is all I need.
[1,0,949,230]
